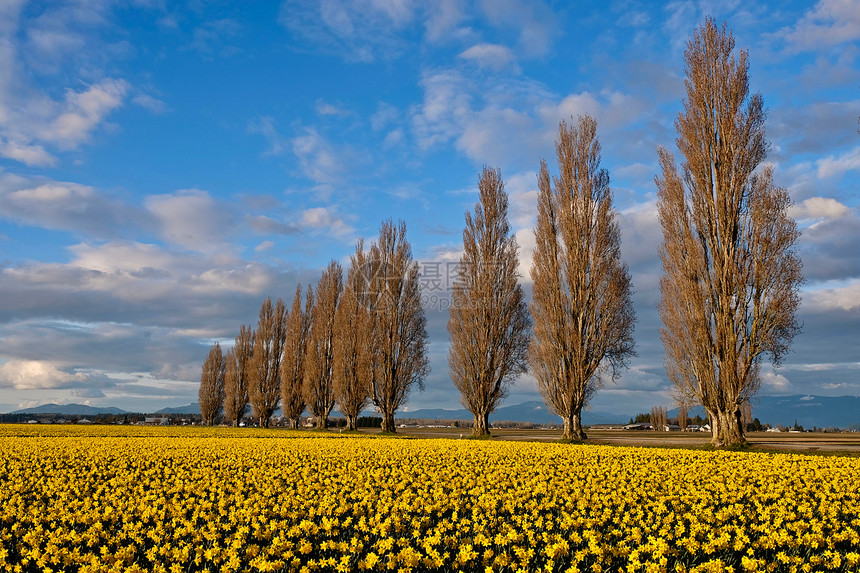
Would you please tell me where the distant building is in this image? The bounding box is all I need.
[144,417,169,425]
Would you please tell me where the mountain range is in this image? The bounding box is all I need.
[8,394,859,429]
[9,403,126,416]
[400,401,622,425]
[718,394,859,429]
[8,402,200,416]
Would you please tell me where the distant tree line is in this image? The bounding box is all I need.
[198,20,802,447]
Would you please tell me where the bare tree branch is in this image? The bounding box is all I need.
[223,325,254,427]
[281,286,312,429]
[367,220,429,433]
[249,297,287,427]
[199,343,225,426]
[449,166,531,436]
[657,19,802,447]
[304,261,343,429]
[530,115,636,441]
[334,241,373,431]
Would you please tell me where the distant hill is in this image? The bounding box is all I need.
[750,395,860,429]
[399,401,623,425]
[667,394,860,429]
[154,403,200,415]
[10,403,126,416]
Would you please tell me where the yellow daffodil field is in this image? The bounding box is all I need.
[1,426,859,573]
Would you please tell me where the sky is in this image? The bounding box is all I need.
[0,0,858,417]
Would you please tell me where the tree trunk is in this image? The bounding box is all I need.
[473,412,490,436]
[259,416,268,428]
[315,415,328,430]
[710,408,746,447]
[561,411,588,442]
[562,410,587,441]
[345,415,357,431]
[287,417,300,429]
[381,411,396,433]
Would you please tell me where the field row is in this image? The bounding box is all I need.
[1,428,859,572]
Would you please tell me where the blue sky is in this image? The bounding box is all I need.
[0,0,858,416]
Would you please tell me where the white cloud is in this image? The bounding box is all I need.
[514,227,535,283]
[0,171,149,238]
[132,93,167,114]
[315,99,351,117]
[8,182,95,204]
[794,203,860,282]
[247,215,298,235]
[281,0,552,61]
[0,76,129,165]
[458,43,517,71]
[257,125,371,194]
[543,92,601,125]
[280,0,418,62]
[57,241,278,299]
[411,69,473,150]
[804,280,860,312]
[412,68,648,170]
[0,360,89,390]
[761,369,792,392]
[383,128,404,147]
[619,200,662,273]
[816,146,860,179]
[424,0,466,41]
[541,90,647,130]
[69,241,182,276]
[369,0,415,26]
[300,206,355,237]
[0,139,55,166]
[778,0,860,52]
[785,362,860,372]
[0,2,134,167]
[788,197,850,220]
[145,189,234,254]
[193,266,275,295]
[370,102,399,131]
[505,170,539,229]
[478,0,556,56]
[22,3,111,68]
[47,79,129,148]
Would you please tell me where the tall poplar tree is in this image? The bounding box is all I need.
[304,261,343,429]
[657,19,802,447]
[199,342,225,426]
[448,166,530,436]
[333,241,373,431]
[223,325,254,427]
[281,285,312,429]
[530,115,636,441]
[249,297,287,427]
[368,220,429,433]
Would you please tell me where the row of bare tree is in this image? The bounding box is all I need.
[201,20,802,446]
[199,220,429,432]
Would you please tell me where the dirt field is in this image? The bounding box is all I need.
[392,426,860,454]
